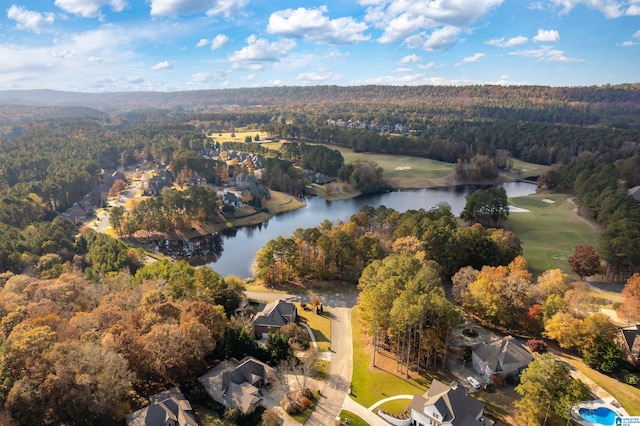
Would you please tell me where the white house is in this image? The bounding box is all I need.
[409,379,485,426]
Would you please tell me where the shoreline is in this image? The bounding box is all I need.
[126,172,528,243]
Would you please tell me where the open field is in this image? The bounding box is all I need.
[350,308,429,408]
[206,130,269,144]
[506,194,598,278]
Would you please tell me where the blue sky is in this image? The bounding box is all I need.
[1,0,638,92]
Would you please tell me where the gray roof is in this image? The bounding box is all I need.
[199,356,275,414]
[630,186,640,202]
[473,336,534,374]
[621,324,640,357]
[126,387,198,426]
[253,300,296,328]
[410,380,484,426]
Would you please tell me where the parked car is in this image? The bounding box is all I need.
[467,376,481,389]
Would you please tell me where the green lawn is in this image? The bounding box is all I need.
[296,302,331,351]
[506,194,598,278]
[376,398,412,415]
[333,146,455,179]
[566,359,640,416]
[338,410,369,426]
[350,307,430,408]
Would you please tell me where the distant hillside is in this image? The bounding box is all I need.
[2,84,639,109]
[1,84,639,128]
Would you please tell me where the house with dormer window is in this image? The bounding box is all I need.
[409,379,485,426]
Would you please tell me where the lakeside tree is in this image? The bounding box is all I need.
[460,186,509,228]
[515,354,590,426]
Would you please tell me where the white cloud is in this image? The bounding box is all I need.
[417,62,435,70]
[550,0,640,18]
[54,0,128,18]
[127,76,144,83]
[406,26,462,51]
[7,5,55,33]
[267,6,369,44]
[533,29,560,42]
[366,0,503,47]
[509,45,582,62]
[399,54,420,64]
[635,30,640,37]
[296,68,343,82]
[196,38,209,48]
[456,52,486,66]
[228,35,296,64]
[149,0,248,18]
[151,60,171,70]
[486,36,528,47]
[211,34,230,50]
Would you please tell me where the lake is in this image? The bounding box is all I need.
[205,181,537,278]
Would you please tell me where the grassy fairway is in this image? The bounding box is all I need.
[504,159,550,180]
[333,146,455,179]
[350,307,430,408]
[506,194,598,278]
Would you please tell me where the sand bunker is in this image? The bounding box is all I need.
[394,166,412,170]
[509,205,530,213]
[542,199,555,203]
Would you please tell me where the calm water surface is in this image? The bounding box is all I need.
[206,182,536,278]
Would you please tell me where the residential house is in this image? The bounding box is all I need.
[87,183,110,208]
[146,169,174,196]
[102,169,126,187]
[61,201,91,223]
[620,324,640,367]
[252,300,297,339]
[228,173,270,201]
[187,172,208,186]
[198,356,275,414]
[472,336,534,381]
[222,192,242,207]
[408,379,485,426]
[126,387,198,426]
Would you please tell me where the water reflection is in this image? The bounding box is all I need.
[204,182,536,279]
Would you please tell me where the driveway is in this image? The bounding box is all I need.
[305,299,354,425]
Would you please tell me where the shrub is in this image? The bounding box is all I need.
[528,339,548,354]
[505,373,520,385]
[624,373,640,386]
[462,328,478,338]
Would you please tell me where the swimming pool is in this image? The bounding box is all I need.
[578,406,619,426]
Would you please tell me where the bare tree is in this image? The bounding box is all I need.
[279,348,320,392]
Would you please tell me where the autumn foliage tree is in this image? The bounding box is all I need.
[516,354,590,426]
[620,273,640,321]
[568,244,601,280]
